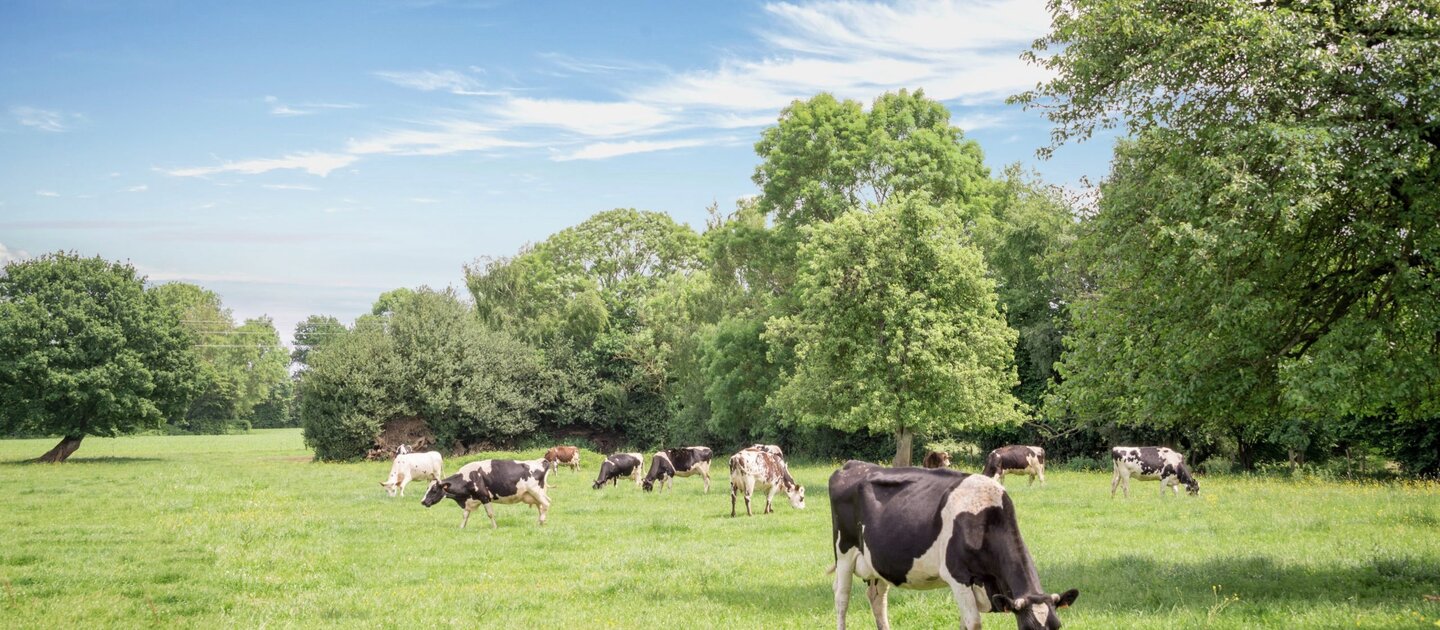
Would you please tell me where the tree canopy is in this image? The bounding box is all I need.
[1019,0,1440,469]
[769,194,1024,466]
[0,253,196,461]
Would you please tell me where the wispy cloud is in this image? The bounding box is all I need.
[11,106,85,132]
[345,119,524,156]
[261,183,319,191]
[123,184,149,193]
[163,152,358,178]
[265,95,362,117]
[553,138,713,161]
[35,190,59,197]
[373,69,502,95]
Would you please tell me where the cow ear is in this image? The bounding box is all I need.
[990,594,1024,612]
[1054,589,1079,608]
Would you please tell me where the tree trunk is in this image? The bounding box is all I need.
[36,435,84,463]
[893,426,914,468]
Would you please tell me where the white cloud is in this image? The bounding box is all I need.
[262,183,319,191]
[35,190,59,197]
[11,106,84,132]
[489,97,675,137]
[374,69,502,95]
[124,185,149,193]
[164,152,358,178]
[553,138,713,161]
[345,120,524,156]
[0,242,30,265]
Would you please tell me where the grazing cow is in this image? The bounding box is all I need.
[380,450,444,497]
[829,461,1079,630]
[592,452,645,489]
[923,451,952,469]
[729,448,805,517]
[983,445,1047,486]
[642,446,715,493]
[1110,446,1199,498]
[544,445,581,473]
[745,443,785,458]
[420,458,552,528]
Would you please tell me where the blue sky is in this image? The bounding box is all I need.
[0,0,1113,342]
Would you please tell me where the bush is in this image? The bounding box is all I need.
[1055,455,1107,472]
[1199,457,1233,475]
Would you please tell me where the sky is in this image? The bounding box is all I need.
[0,0,1114,344]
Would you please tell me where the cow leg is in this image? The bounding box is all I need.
[1110,468,1121,498]
[948,582,983,630]
[460,507,472,529]
[833,554,855,630]
[764,483,778,514]
[730,482,738,517]
[483,503,498,529]
[533,490,551,526]
[866,580,891,630]
[744,478,756,516]
[1037,463,1047,485]
[702,464,711,494]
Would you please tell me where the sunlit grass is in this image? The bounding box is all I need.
[1,430,1436,628]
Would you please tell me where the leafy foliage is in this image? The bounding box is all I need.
[1024,0,1440,457]
[0,253,196,455]
[769,194,1024,466]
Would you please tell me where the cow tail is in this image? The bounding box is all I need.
[825,562,836,576]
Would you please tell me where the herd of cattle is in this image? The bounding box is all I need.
[377,443,1201,628]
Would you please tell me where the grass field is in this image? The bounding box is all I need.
[1,430,1437,628]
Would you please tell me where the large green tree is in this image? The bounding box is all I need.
[1021,0,1440,461]
[768,195,1025,466]
[0,253,195,461]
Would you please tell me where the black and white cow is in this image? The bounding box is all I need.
[829,461,1079,630]
[1110,446,1199,498]
[420,458,553,528]
[592,452,645,489]
[729,448,805,517]
[983,445,1047,486]
[642,446,714,493]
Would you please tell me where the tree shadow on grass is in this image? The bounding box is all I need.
[0,456,164,466]
[1044,554,1440,614]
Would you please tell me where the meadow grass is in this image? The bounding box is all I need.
[1,429,1437,628]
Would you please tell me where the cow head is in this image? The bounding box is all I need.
[784,482,806,509]
[991,589,1079,629]
[421,473,488,508]
[642,479,655,492]
[1177,463,1200,495]
[380,477,400,498]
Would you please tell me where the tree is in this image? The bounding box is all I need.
[152,283,289,432]
[768,195,1024,466]
[973,166,1079,411]
[1021,1,1440,452]
[291,315,346,368]
[0,253,195,461]
[299,321,400,460]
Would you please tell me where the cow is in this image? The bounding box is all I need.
[592,452,645,489]
[729,448,805,517]
[420,458,552,528]
[396,444,412,455]
[745,443,785,458]
[923,451,952,469]
[380,450,444,497]
[983,445,1047,486]
[642,446,714,493]
[828,461,1080,630]
[1110,446,1199,498]
[544,445,581,473]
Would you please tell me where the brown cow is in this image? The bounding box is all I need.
[923,450,952,469]
[544,446,581,472]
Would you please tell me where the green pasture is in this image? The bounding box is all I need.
[1,430,1437,628]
